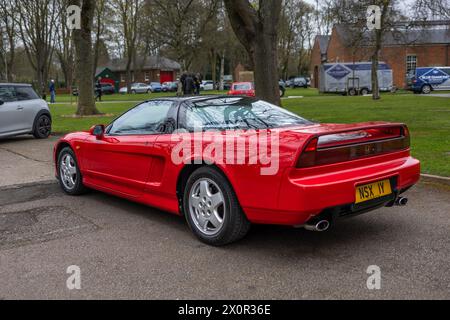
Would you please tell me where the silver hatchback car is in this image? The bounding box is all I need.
[0,83,52,139]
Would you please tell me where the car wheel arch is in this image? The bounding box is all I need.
[32,109,52,130]
[55,142,72,169]
[175,162,241,215]
[55,141,84,176]
[32,109,52,136]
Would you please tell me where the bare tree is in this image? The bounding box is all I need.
[112,0,143,92]
[70,0,99,115]
[279,0,315,79]
[55,0,75,89]
[14,0,59,97]
[93,0,109,78]
[413,0,450,20]
[147,0,220,71]
[0,1,17,82]
[224,0,283,105]
[370,0,390,100]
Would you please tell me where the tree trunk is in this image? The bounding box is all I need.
[71,0,99,115]
[224,0,282,106]
[253,30,280,105]
[371,0,389,101]
[219,51,225,91]
[371,42,380,100]
[210,48,217,84]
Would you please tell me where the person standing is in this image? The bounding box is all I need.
[195,73,202,95]
[184,74,195,95]
[49,80,56,104]
[95,77,102,102]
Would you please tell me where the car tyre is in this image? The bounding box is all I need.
[183,167,251,246]
[421,85,431,94]
[57,147,88,195]
[348,88,357,96]
[360,88,369,95]
[33,114,52,139]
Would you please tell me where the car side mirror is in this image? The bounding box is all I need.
[89,124,105,139]
[0,100,4,106]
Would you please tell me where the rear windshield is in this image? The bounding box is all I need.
[233,84,252,90]
[181,97,312,131]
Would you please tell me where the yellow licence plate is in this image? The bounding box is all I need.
[355,179,392,204]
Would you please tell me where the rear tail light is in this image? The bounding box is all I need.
[297,138,318,168]
[297,126,410,168]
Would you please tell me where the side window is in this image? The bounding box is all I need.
[0,86,17,103]
[15,86,39,101]
[109,101,173,135]
[406,55,417,74]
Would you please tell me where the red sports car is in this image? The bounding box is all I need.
[54,96,420,246]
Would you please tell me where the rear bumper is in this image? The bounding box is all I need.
[244,152,420,225]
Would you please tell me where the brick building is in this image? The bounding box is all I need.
[310,22,450,89]
[96,55,181,91]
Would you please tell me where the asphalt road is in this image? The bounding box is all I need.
[0,137,449,299]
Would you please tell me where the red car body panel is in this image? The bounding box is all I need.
[54,118,420,226]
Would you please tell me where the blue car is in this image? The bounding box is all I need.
[149,82,162,93]
[407,67,450,94]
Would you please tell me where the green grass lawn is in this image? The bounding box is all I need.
[49,89,450,176]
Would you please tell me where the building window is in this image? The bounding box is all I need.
[406,55,417,74]
[144,72,150,82]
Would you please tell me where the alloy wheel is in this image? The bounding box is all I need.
[189,178,226,236]
[37,115,51,137]
[60,153,78,190]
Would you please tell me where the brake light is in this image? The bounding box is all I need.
[304,137,318,152]
[297,138,318,167]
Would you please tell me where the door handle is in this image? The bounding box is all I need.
[17,106,24,110]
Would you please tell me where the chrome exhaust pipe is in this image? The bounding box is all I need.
[304,220,331,232]
[395,197,408,206]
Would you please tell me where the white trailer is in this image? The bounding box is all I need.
[319,62,394,95]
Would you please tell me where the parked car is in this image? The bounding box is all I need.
[54,96,420,246]
[228,82,255,97]
[289,77,309,88]
[406,66,450,94]
[200,80,215,91]
[0,83,52,139]
[73,83,115,96]
[162,81,178,92]
[149,82,162,93]
[228,82,286,97]
[119,83,152,94]
[99,83,115,95]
